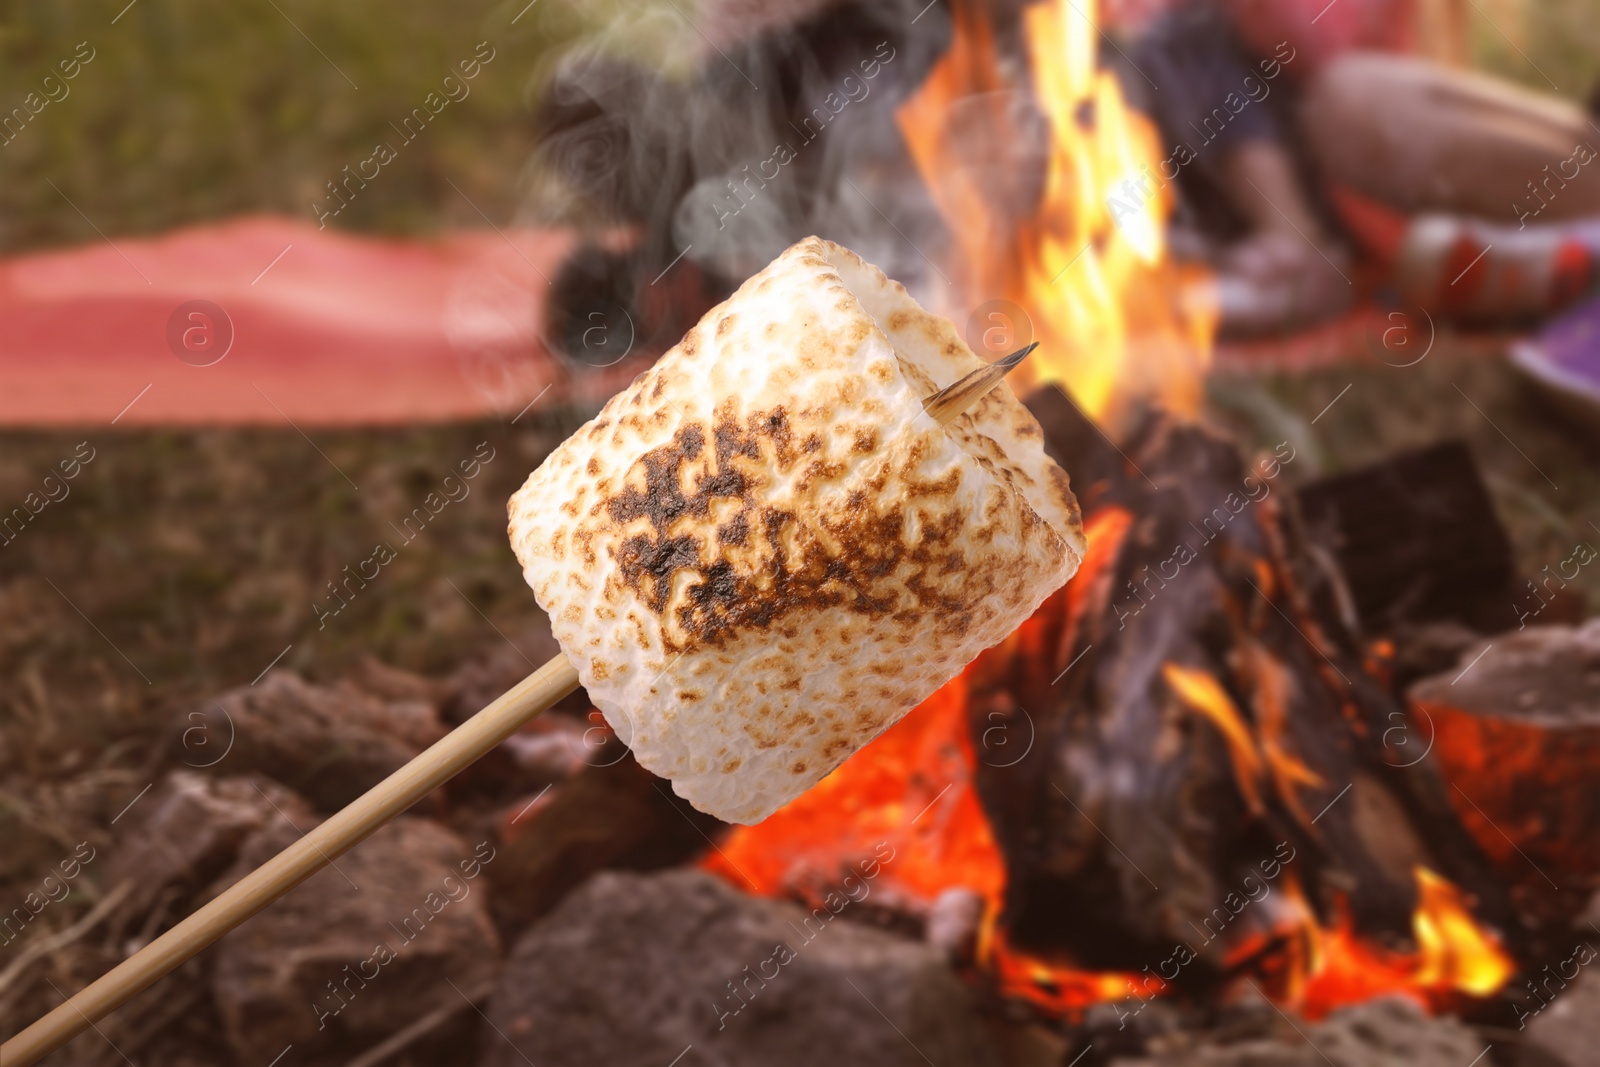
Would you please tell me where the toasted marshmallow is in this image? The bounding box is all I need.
[508,237,1084,823]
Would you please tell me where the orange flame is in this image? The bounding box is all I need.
[1163,662,1270,816]
[706,508,1141,1015]
[1162,661,1324,823]
[1250,869,1514,1019]
[895,0,1213,421]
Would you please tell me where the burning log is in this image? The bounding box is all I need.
[962,389,1520,1007]
[1296,442,1523,638]
[1410,621,1600,927]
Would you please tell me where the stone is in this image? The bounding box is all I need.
[1113,995,1485,1067]
[433,630,596,798]
[482,753,725,929]
[1312,998,1485,1066]
[479,868,1003,1067]
[188,670,447,810]
[1409,620,1600,724]
[106,770,313,921]
[211,815,501,1058]
[1524,920,1600,1067]
[497,714,592,784]
[926,886,985,962]
[342,654,447,708]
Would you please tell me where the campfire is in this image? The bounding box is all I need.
[895,0,1212,419]
[705,442,1518,1025]
[700,0,1521,1033]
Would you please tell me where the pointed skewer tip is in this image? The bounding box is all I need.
[997,341,1039,369]
[921,342,1039,425]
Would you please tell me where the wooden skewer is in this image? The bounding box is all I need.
[1,344,1035,1066]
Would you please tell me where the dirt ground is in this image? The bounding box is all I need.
[0,412,582,1063]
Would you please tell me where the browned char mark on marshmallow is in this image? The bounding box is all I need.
[600,403,991,659]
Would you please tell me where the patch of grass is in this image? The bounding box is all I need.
[0,413,588,791]
[0,0,725,254]
[0,0,583,251]
[1468,0,1600,101]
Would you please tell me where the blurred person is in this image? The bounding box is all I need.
[538,0,1600,347]
[1120,0,1600,332]
[530,0,951,368]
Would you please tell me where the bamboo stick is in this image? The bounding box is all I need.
[921,341,1037,423]
[1,656,581,1065]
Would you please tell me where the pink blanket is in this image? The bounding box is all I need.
[0,216,580,426]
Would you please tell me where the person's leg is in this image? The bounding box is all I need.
[1222,140,1327,242]
[1301,51,1600,224]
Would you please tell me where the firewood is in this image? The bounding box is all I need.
[1296,442,1521,635]
[1410,621,1600,929]
[964,411,1520,981]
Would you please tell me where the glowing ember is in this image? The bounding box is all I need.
[895,0,1212,420]
[704,676,1005,909]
